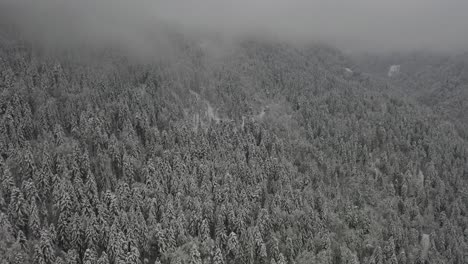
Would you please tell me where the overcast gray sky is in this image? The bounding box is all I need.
[1,0,468,53]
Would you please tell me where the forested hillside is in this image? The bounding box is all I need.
[1,32,468,264]
[354,52,468,139]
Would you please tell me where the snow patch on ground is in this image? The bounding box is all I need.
[189,89,201,101]
[388,65,401,77]
[344,67,354,77]
[256,108,266,120]
[206,103,220,123]
[421,234,430,261]
[188,89,230,127]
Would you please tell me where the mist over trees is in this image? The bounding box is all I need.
[1,1,468,264]
[2,0,468,53]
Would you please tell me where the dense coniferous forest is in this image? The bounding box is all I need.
[1,31,468,264]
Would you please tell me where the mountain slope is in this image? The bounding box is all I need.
[354,52,468,138]
[1,33,468,264]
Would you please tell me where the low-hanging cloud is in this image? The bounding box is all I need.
[1,0,468,53]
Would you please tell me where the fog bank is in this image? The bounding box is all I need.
[1,0,468,53]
